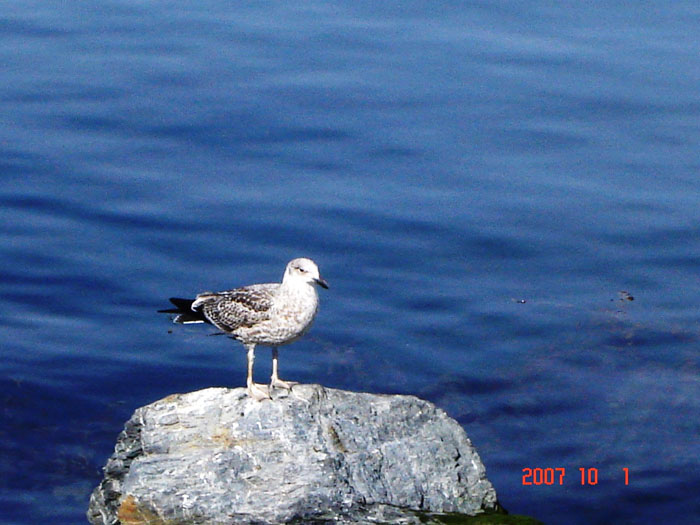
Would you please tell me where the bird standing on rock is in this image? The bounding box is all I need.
[160,258,329,400]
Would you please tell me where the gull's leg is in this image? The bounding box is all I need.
[270,347,298,390]
[245,343,270,401]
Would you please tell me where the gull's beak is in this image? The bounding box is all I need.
[314,277,329,289]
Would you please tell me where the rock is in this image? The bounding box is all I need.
[88,385,500,524]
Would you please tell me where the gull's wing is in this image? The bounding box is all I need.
[192,283,277,332]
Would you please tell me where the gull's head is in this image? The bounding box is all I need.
[284,258,329,289]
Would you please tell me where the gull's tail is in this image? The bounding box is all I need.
[158,297,208,324]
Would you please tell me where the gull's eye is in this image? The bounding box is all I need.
[297,267,307,273]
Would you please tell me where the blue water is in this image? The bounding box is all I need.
[1,2,699,524]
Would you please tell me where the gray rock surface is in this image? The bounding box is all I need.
[88,385,500,524]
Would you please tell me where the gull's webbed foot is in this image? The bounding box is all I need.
[247,382,271,401]
[270,377,299,391]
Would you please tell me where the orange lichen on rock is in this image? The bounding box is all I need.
[117,495,166,525]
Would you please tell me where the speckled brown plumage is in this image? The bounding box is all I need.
[193,284,276,331]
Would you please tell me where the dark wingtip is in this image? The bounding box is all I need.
[158,297,195,314]
[158,297,211,324]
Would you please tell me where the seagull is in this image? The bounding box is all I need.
[159,258,329,400]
